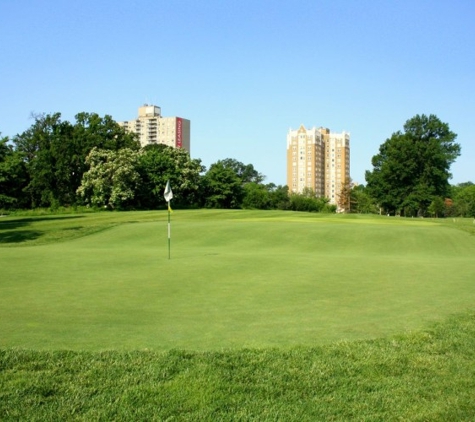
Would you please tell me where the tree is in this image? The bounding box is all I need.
[217,158,264,184]
[77,148,140,209]
[201,161,244,208]
[452,183,475,217]
[136,144,204,209]
[242,182,271,209]
[73,112,139,152]
[69,112,139,203]
[443,197,455,217]
[13,112,140,208]
[268,184,290,210]
[288,188,336,213]
[201,158,266,209]
[0,135,28,209]
[365,114,460,216]
[13,113,75,208]
[428,196,445,218]
[350,185,378,214]
[337,178,352,213]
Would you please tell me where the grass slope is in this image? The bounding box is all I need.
[2,311,475,421]
[1,210,475,350]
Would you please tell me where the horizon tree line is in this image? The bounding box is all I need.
[0,112,473,217]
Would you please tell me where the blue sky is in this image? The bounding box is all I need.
[1,0,474,186]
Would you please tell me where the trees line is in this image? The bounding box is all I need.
[1,112,473,216]
[364,114,474,217]
[0,112,334,213]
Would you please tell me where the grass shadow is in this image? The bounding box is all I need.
[0,216,84,231]
[0,230,43,244]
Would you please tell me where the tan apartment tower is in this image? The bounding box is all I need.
[119,105,190,152]
[286,125,350,210]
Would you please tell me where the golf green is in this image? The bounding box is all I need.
[1,210,474,350]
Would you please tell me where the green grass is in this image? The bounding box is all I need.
[1,210,475,350]
[2,210,475,419]
[2,311,475,421]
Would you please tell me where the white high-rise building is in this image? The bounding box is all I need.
[119,105,190,152]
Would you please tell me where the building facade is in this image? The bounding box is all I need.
[119,105,190,152]
[286,125,350,210]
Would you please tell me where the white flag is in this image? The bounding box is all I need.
[164,180,173,202]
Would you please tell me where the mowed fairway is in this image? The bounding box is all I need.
[1,210,474,351]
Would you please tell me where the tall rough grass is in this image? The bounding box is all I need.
[2,311,475,421]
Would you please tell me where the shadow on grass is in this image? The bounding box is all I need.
[0,230,43,244]
[0,216,84,231]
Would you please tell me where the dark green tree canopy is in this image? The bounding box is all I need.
[0,135,28,208]
[201,161,244,209]
[217,158,265,184]
[365,114,460,216]
[452,182,475,217]
[350,184,378,214]
[136,144,204,209]
[201,158,267,209]
[12,112,139,208]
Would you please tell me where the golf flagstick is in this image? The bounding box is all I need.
[163,181,173,259]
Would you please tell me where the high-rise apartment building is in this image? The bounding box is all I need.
[286,125,350,210]
[119,105,190,152]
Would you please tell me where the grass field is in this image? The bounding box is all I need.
[1,311,475,421]
[1,210,475,351]
[2,210,475,420]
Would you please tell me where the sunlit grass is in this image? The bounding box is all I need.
[1,210,474,350]
[2,311,475,421]
[2,210,475,419]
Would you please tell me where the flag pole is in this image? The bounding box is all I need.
[167,202,171,260]
[164,181,173,260]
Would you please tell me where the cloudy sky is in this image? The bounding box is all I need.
[1,0,474,185]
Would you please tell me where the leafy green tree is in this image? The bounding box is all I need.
[69,113,139,202]
[428,196,445,218]
[13,112,139,208]
[365,114,460,216]
[242,182,271,209]
[218,158,264,184]
[241,182,291,210]
[77,148,140,209]
[136,144,204,209]
[201,158,266,209]
[73,112,139,152]
[350,185,378,214]
[201,161,244,208]
[267,184,290,210]
[450,182,474,202]
[288,188,336,213]
[14,113,75,208]
[443,197,455,217]
[452,183,475,217]
[0,135,28,209]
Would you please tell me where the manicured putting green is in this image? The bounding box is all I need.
[1,210,474,351]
